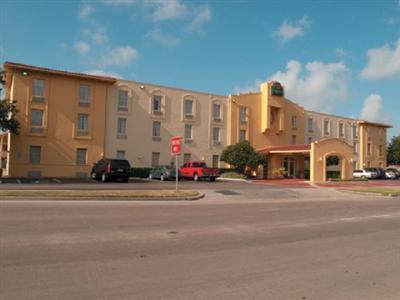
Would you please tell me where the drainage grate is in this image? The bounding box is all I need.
[215,190,240,196]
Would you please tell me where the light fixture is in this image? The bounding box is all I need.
[21,71,29,76]
[140,85,144,89]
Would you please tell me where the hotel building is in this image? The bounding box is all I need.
[0,62,391,181]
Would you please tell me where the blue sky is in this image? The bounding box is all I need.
[1,0,399,138]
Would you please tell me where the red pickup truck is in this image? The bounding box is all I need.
[179,161,219,182]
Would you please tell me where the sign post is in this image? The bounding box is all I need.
[171,136,182,192]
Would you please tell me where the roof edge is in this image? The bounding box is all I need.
[3,61,117,83]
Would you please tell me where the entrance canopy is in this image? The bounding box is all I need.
[258,144,311,154]
[257,139,354,182]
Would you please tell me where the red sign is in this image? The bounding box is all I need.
[171,136,182,155]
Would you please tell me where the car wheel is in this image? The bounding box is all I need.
[160,174,165,181]
[361,175,367,180]
[149,174,153,180]
[193,173,199,181]
[101,173,107,183]
[122,177,129,183]
[91,172,97,181]
[209,177,215,182]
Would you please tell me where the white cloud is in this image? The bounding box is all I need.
[84,69,121,78]
[147,28,180,46]
[73,41,90,54]
[100,46,138,67]
[79,3,94,20]
[266,60,350,111]
[186,6,212,32]
[83,28,108,45]
[151,0,189,21]
[360,39,400,80]
[274,16,310,44]
[360,94,385,122]
[102,0,136,5]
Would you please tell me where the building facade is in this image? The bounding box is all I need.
[0,62,391,181]
[1,62,115,177]
[105,80,228,169]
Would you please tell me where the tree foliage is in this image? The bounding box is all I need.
[220,140,265,174]
[0,100,20,134]
[387,135,400,165]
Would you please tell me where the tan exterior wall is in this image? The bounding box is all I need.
[305,111,360,168]
[229,82,305,150]
[3,65,112,177]
[359,123,388,169]
[105,80,228,168]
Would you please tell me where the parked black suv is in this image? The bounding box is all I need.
[91,159,131,182]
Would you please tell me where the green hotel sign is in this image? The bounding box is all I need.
[271,82,284,96]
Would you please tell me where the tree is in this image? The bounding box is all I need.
[221,140,265,174]
[0,68,20,134]
[0,100,19,134]
[387,135,400,165]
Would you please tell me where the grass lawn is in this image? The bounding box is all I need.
[0,190,200,200]
[352,187,400,196]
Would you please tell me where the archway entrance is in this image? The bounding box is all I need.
[326,155,341,180]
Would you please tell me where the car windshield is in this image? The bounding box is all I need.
[111,160,130,168]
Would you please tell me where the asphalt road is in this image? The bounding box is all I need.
[1,190,400,300]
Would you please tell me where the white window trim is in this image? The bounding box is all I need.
[338,120,345,138]
[117,89,130,111]
[212,100,223,122]
[150,90,165,117]
[323,118,331,136]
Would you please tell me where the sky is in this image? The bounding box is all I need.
[1,0,399,138]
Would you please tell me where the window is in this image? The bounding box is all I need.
[212,155,219,168]
[213,103,221,120]
[31,109,43,127]
[291,115,297,129]
[324,119,330,135]
[184,98,193,116]
[353,142,358,154]
[367,143,372,155]
[352,124,358,139]
[212,127,220,144]
[116,150,125,159]
[118,90,128,111]
[151,152,160,167]
[76,148,87,165]
[152,95,162,113]
[32,79,44,97]
[29,146,41,164]
[77,114,89,135]
[239,107,247,123]
[308,117,313,132]
[79,85,90,105]
[152,121,161,137]
[270,109,276,125]
[117,118,127,135]
[184,124,192,140]
[339,122,345,137]
[183,153,191,164]
[308,137,313,144]
[367,161,371,168]
[291,135,297,145]
[379,144,383,156]
[239,130,246,142]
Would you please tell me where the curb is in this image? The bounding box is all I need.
[0,193,205,202]
[217,178,250,182]
[338,189,400,198]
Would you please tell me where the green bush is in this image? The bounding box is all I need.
[219,172,246,179]
[326,171,340,179]
[131,168,152,178]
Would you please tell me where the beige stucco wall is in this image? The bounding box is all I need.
[105,80,228,168]
[359,123,388,169]
[305,111,360,168]
[3,65,111,177]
